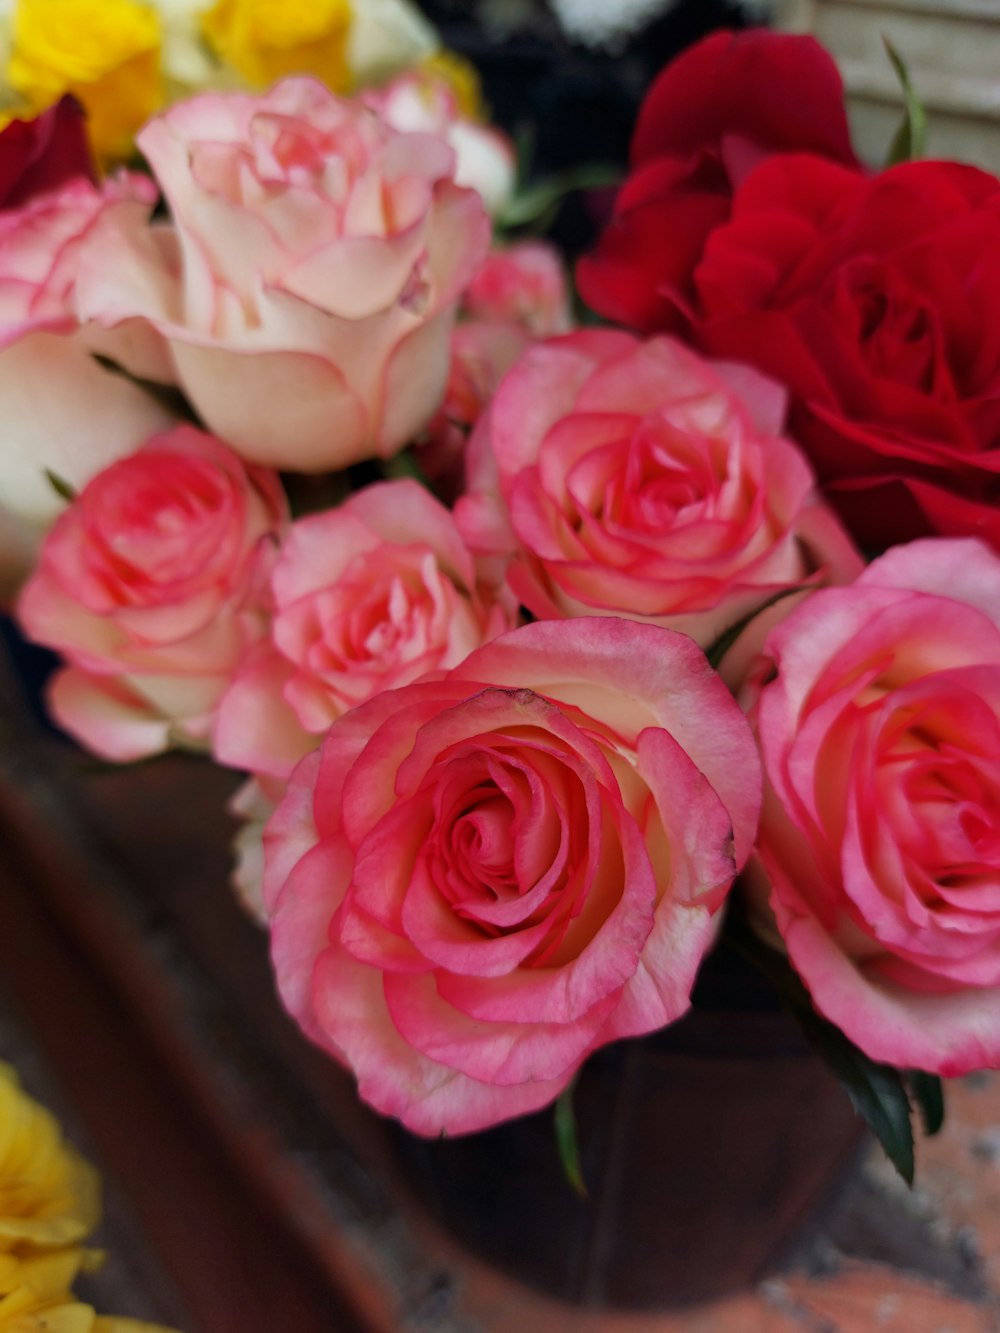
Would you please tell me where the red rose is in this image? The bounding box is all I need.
[576,29,860,334]
[691,155,1000,550]
[0,97,96,210]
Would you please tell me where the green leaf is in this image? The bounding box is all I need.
[554,1079,587,1198]
[884,37,927,165]
[907,1070,945,1136]
[44,468,77,502]
[727,913,915,1184]
[498,164,622,233]
[380,449,430,489]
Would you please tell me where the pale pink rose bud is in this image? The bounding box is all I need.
[457,331,862,654]
[746,538,1000,1077]
[367,71,516,217]
[263,618,761,1136]
[76,79,491,473]
[17,426,287,761]
[214,479,518,782]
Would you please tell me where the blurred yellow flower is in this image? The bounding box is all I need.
[7,0,162,160]
[0,1065,100,1256]
[0,1250,178,1331]
[422,49,484,120]
[202,0,353,90]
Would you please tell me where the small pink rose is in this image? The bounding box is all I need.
[17,425,287,761]
[457,331,861,651]
[748,538,1000,1076]
[214,479,517,781]
[263,617,760,1135]
[463,242,572,338]
[77,79,491,472]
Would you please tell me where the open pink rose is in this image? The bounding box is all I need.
[749,538,1000,1075]
[77,78,490,472]
[18,426,287,761]
[214,479,516,781]
[457,331,861,650]
[263,617,760,1135]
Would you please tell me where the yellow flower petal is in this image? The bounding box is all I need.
[0,1066,101,1256]
[421,49,484,120]
[7,0,162,160]
[202,0,353,90]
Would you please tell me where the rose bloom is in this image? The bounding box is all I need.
[457,331,861,651]
[748,538,1000,1075]
[463,241,572,338]
[0,95,95,208]
[366,67,516,217]
[263,618,760,1135]
[77,77,490,471]
[419,241,572,490]
[214,478,516,781]
[17,426,286,761]
[576,29,860,335]
[0,169,174,593]
[690,157,1000,551]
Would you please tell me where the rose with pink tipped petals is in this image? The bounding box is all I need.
[0,172,175,530]
[17,425,287,761]
[457,331,861,652]
[76,78,490,473]
[214,479,517,782]
[749,538,1000,1076]
[263,617,760,1136]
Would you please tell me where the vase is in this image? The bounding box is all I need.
[392,944,864,1310]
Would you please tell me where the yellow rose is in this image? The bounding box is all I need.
[202,0,353,89]
[0,1065,100,1256]
[0,1254,177,1332]
[7,0,162,160]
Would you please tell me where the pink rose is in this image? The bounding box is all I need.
[458,331,861,650]
[418,242,572,493]
[366,71,516,217]
[17,426,287,761]
[214,479,516,781]
[77,79,491,472]
[748,538,1000,1075]
[0,173,174,529]
[263,617,761,1135]
[463,242,572,338]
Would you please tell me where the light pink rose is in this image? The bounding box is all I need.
[366,71,516,217]
[748,538,1000,1075]
[457,332,861,650]
[17,426,287,761]
[263,617,761,1135]
[463,241,572,337]
[214,479,516,781]
[77,79,491,472]
[0,174,175,532]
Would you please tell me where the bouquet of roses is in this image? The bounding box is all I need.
[3,22,997,1185]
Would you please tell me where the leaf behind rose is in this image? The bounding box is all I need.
[728,912,917,1185]
[554,1078,587,1198]
[907,1070,945,1137]
[884,38,927,165]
